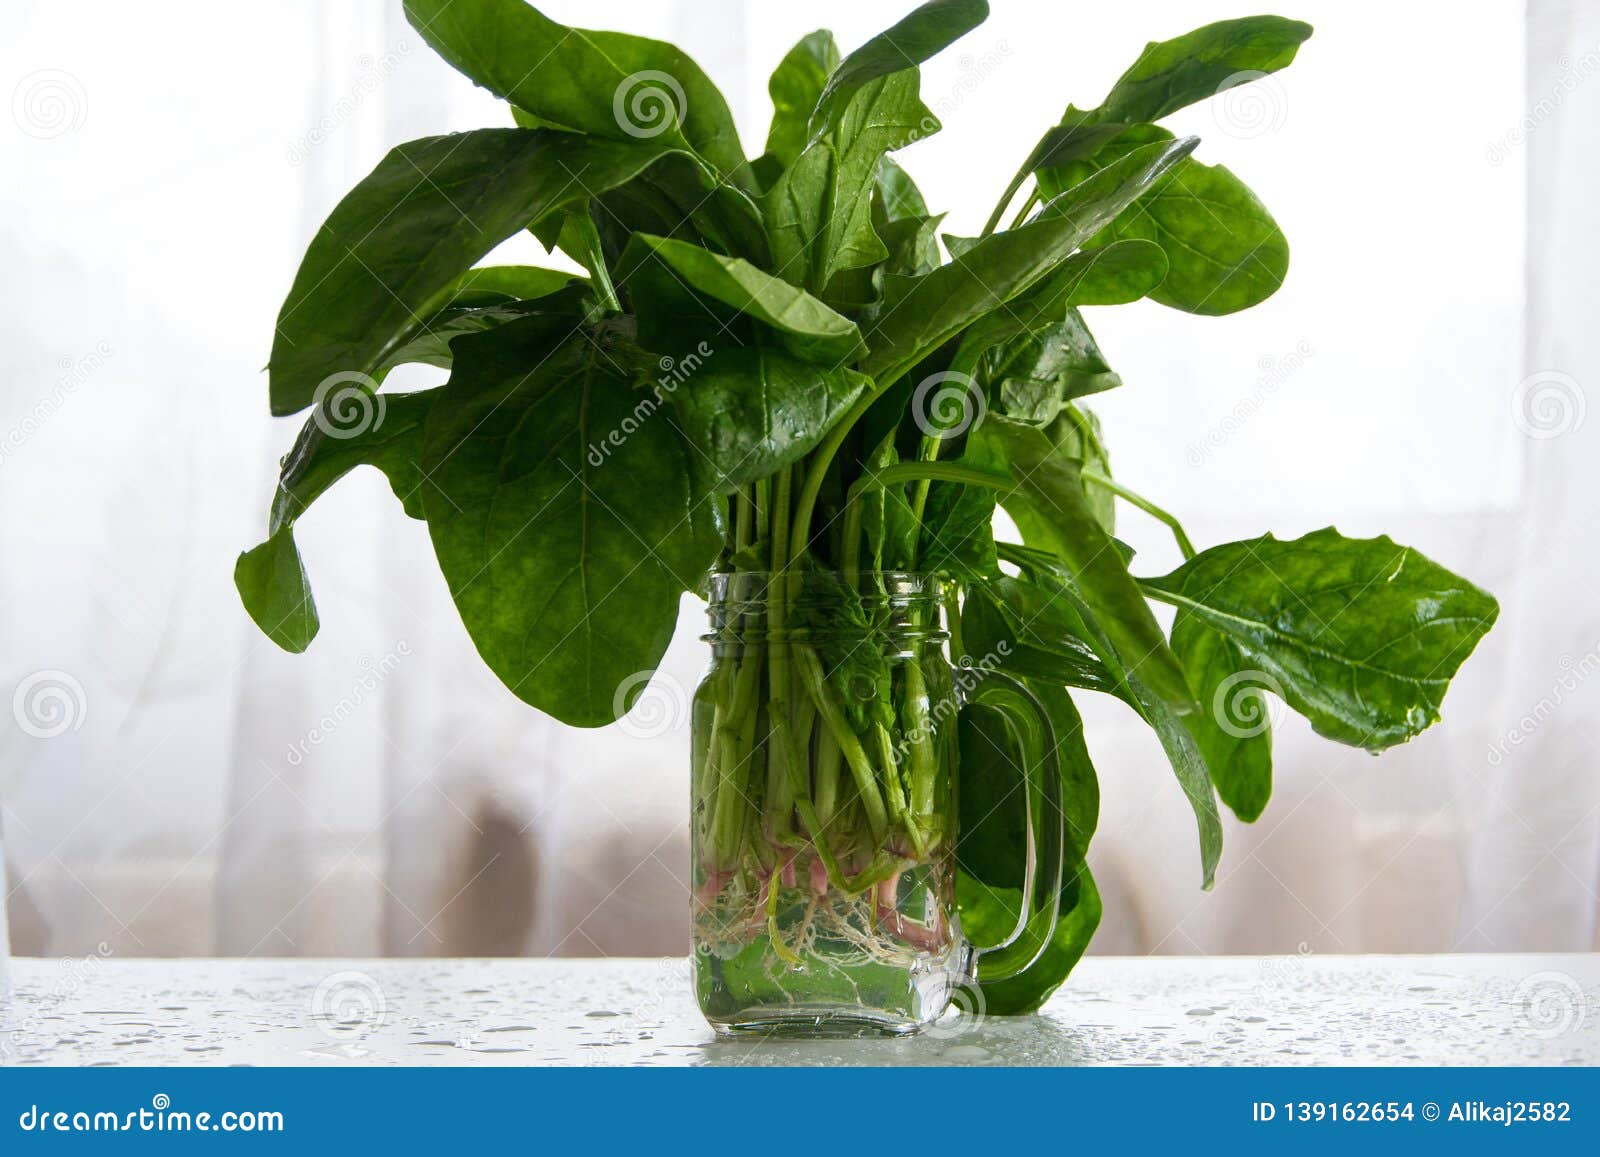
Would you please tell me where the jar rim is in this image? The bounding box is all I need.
[703,569,944,592]
[700,570,948,645]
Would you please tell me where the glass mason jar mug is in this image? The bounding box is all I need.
[692,571,1065,1036]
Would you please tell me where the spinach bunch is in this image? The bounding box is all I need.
[238,0,1498,1012]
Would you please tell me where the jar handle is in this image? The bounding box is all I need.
[957,668,1066,983]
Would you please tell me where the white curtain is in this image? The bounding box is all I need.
[3,0,1595,961]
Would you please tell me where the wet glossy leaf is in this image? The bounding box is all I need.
[766,70,937,294]
[1042,126,1289,315]
[764,30,840,170]
[808,0,988,139]
[918,481,998,579]
[236,390,441,654]
[863,136,1196,384]
[619,233,865,363]
[403,0,749,184]
[1145,528,1501,750]
[1098,15,1313,124]
[420,316,721,727]
[666,345,869,492]
[269,129,672,415]
[1172,611,1275,822]
[967,414,1192,712]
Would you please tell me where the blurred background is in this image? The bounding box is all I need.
[2,0,1595,962]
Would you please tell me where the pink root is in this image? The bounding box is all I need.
[809,857,830,895]
[874,873,946,953]
[693,871,730,909]
[780,854,797,889]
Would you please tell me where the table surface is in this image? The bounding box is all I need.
[3,955,1597,1067]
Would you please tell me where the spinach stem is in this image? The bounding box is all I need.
[1079,466,1197,560]
[1007,187,1041,229]
[907,430,942,560]
[843,462,1009,536]
[795,646,889,845]
[765,469,794,842]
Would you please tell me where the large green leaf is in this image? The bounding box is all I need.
[966,414,1193,713]
[270,391,438,532]
[949,238,1164,403]
[403,0,749,185]
[380,273,587,372]
[1040,125,1289,315]
[1098,15,1313,124]
[269,129,672,415]
[1171,611,1275,822]
[917,481,998,579]
[236,390,441,653]
[986,311,1122,416]
[1144,528,1500,751]
[763,30,840,171]
[419,316,720,727]
[618,233,864,364]
[664,344,869,493]
[960,577,1124,698]
[765,70,937,295]
[862,135,1196,384]
[595,152,771,266]
[809,0,988,139]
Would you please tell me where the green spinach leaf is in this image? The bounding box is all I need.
[403,0,749,186]
[863,135,1196,384]
[1098,15,1313,124]
[269,129,672,415]
[763,30,840,171]
[808,0,988,139]
[1144,528,1501,750]
[1171,610,1275,822]
[666,344,869,493]
[1042,126,1289,315]
[420,315,721,727]
[619,233,865,363]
